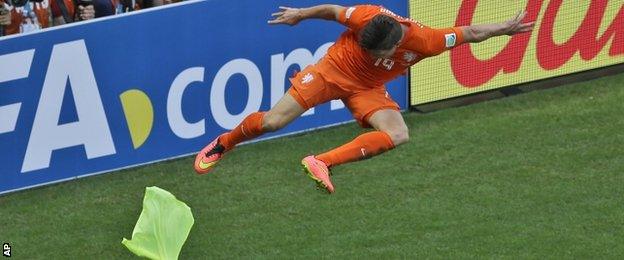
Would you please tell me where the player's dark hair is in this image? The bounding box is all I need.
[359,15,403,51]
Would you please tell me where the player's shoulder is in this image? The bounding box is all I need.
[349,4,382,12]
[344,4,382,19]
[378,6,426,27]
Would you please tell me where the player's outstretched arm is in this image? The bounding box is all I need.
[268,5,345,26]
[462,11,535,43]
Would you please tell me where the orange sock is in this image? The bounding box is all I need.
[316,131,395,167]
[219,112,265,151]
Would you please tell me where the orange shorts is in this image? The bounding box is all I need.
[287,62,399,128]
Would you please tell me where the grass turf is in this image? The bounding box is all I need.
[1,73,623,258]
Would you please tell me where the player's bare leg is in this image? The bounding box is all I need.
[366,109,410,146]
[194,93,305,174]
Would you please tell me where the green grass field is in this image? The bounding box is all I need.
[2,73,624,259]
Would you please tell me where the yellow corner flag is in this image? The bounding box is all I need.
[122,186,194,260]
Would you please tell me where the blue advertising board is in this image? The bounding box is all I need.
[0,0,408,194]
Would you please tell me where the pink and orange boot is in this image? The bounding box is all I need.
[194,134,227,174]
[301,156,335,193]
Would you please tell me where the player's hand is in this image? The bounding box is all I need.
[503,11,535,35]
[78,5,95,21]
[268,6,302,26]
[0,6,11,26]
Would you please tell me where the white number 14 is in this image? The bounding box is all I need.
[374,58,395,70]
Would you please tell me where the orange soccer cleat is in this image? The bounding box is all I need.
[301,155,335,193]
[194,134,226,175]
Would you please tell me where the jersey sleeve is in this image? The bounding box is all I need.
[337,5,381,31]
[407,26,465,57]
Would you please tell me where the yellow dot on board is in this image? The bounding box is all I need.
[120,89,154,149]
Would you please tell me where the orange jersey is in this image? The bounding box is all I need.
[323,5,464,87]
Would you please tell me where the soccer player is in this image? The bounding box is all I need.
[194,4,534,193]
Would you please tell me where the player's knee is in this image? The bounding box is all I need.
[386,127,409,146]
[261,114,285,132]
